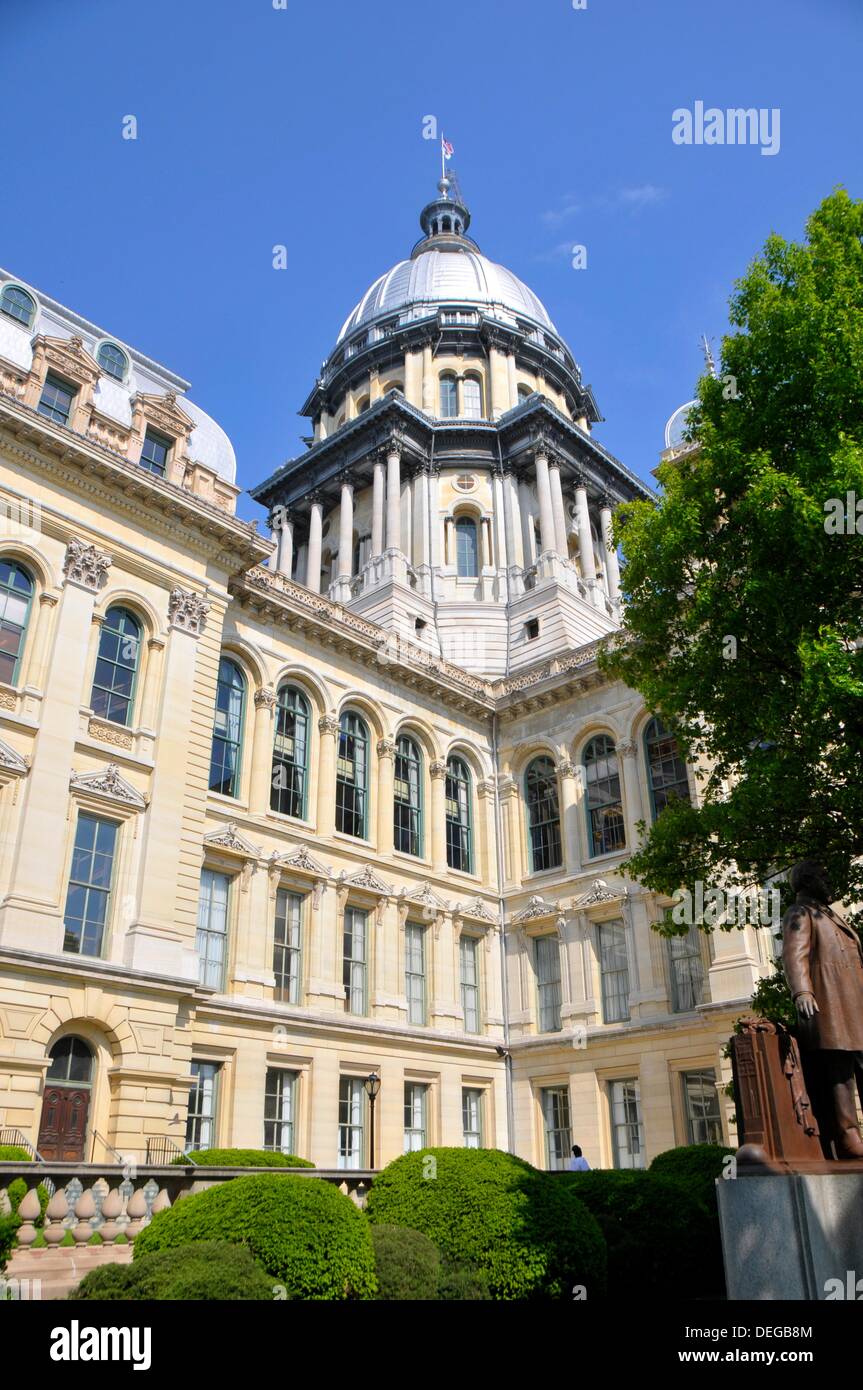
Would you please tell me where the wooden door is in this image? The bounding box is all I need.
[37,1084,90,1161]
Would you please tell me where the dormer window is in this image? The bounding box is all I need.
[140,428,171,478]
[97,342,128,383]
[37,372,76,427]
[0,284,35,329]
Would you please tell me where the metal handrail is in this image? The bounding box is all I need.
[0,1127,46,1163]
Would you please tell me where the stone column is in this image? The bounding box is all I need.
[549,459,569,559]
[386,444,401,552]
[558,760,582,874]
[616,739,643,850]
[316,714,338,838]
[430,759,448,874]
[371,458,385,560]
[26,591,59,691]
[534,449,557,557]
[575,479,600,604]
[306,495,323,593]
[376,738,395,856]
[421,338,434,414]
[250,687,277,814]
[139,637,166,731]
[428,467,442,569]
[413,466,430,592]
[276,512,294,578]
[0,541,112,952]
[600,500,621,601]
[332,476,354,603]
[519,478,537,566]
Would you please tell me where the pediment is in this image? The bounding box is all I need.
[272,846,331,878]
[511,894,560,925]
[69,763,146,809]
[204,823,261,859]
[572,878,627,909]
[37,334,101,385]
[338,863,393,896]
[132,390,196,441]
[400,881,450,914]
[454,896,496,924]
[0,736,28,776]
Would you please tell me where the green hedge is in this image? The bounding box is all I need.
[69,1241,275,1301]
[365,1147,606,1300]
[173,1148,314,1169]
[561,1169,724,1300]
[0,1213,19,1272]
[0,1146,32,1163]
[134,1174,376,1299]
[371,1223,440,1300]
[649,1143,734,1213]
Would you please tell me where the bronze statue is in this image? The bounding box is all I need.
[782,861,863,1159]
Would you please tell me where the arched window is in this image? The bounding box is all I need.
[271,684,310,818]
[517,384,532,403]
[455,516,479,578]
[336,711,368,838]
[0,284,35,328]
[583,735,625,857]
[47,1036,93,1087]
[463,376,483,419]
[525,756,562,872]
[439,374,458,418]
[90,606,141,726]
[644,716,691,818]
[0,559,33,685]
[394,734,423,857]
[445,755,473,873]
[209,657,245,797]
[97,342,128,382]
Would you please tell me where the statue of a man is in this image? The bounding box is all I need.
[782,860,863,1159]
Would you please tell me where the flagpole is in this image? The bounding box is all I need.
[441,134,445,184]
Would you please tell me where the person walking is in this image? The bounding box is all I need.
[568,1144,591,1171]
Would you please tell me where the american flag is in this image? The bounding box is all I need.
[442,137,454,160]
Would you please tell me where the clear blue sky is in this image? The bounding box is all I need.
[2,0,860,521]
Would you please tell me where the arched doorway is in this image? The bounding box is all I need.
[38,1037,94,1161]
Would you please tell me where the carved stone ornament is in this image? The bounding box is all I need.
[338,863,393,897]
[204,823,261,859]
[454,896,497,925]
[429,759,448,781]
[63,540,112,592]
[319,714,340,737]
[168,588,210,636]
[399,881,450,916]
[512,894,560,925]
[377,738,396,760]
[254,687,277,711]
[69,763,146,809]
[616,739,637,758]
[573,877,627,908]
[273,846,332,878]
[0,737,29,776]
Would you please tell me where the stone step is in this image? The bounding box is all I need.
[4,1244,133,1299]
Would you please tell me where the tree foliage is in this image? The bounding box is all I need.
[601,190,863,918]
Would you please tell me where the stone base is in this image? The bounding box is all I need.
[718,1170,863,1299]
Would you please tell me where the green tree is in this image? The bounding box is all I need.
[601,189,863,922]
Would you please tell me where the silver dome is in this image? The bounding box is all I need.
[337,247,557,343]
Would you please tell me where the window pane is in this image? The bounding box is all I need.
[186,1062,219,1151]
[455,517,479,577]
[197,869,230,989]
[343,907,367,1014]
[337,1077,365,1169]
[335,713,368,838]
[209,658,245,796]
[462,1088,482,1148]
[62,814,117,958]
[525,757,562,871]
[90,607,141,727]
[271,686,309,817]
[405,923,426,1025]
[542,1086,571,1170]
[460,934,480,1033]
[682,1069,723,1145]
[645,717,691,817]
[611,1079,645,1168]
[274,890,303,1003]
[599,921,630,1023]
[445,756,472,872]
[535,934,562,1032]
[584,736,626,856]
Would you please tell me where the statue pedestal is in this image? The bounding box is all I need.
[718,1168,863,1299]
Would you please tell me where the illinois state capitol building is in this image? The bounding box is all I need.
[0,181,775,1171]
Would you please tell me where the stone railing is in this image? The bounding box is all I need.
[0,1163,376,1248]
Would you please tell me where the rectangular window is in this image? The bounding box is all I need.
[337,1076,365,1169]
[63,813,118,957]
[186,1061,219,1151]
[610,1079,645,1168]
[263,1068,297,1154]
[37,372,76,427]
[140,428,171,477]
[405,922,426,1026]
[598,921,630,1023]
[462,1088,483,1148]
[273,889,303,1003]
[668,925,706,1012]
[542,1086,572,1171]
[403,1082,428,1152]
[535,935,562,1032]
[343,907,368,1015]
[197,869,230,990]
[460,934,480,1033]
[682,1069,723,1145]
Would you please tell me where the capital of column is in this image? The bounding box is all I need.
[616,739,638,758]
[377,737,396,760]
[558,760,579,779]
[254,686,278,711]
[63,539,112,593]
[319,713,339,737]
[168,587,210,636]
[430,759,448,781]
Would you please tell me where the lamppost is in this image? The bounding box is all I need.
[363,1072,381,1169]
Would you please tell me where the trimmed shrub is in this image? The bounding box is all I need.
[134,1174,376,1300]
[561,1169,724,1300]
[437,1260,491,1300]
[365,1148,606,1300]
[649,1143,734,1214]
[0,1146,32,1163]
[371,1223,440,1300]
[173,1148,314,1169]
[70,1240,275,1301]
[0,1214,19,1272]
